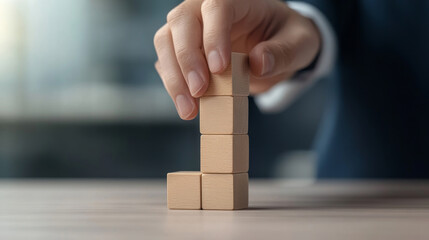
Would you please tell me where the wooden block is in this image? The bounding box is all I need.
[202,173,248,210]
[204,52,249,96]
[201,135,249,173]
[200,96,248,134]
[167,171,202,210]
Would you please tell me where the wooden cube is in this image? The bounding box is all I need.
[201,135,249,173]
[204,52,249,97]
[202,173,248,210]
[167,171,202,210]
[200,96,248,134]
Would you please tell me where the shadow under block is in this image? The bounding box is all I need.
[201,135,249,173]
[204,52,249,97]
[202,173,248,210]
[167,171,202,210]
[200,96,248,134]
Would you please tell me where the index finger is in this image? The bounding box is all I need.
[200,0,267,73]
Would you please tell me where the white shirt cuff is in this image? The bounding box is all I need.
[254,1,337,113]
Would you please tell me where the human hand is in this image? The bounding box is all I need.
[154,0,321,120]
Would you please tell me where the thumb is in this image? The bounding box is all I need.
[249,20,320,78]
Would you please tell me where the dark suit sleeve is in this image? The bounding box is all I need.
[292,0,357,39]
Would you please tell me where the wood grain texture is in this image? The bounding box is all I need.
[200,96,248,134]
[167,171,202,210]
[204,52,249,96]
[201,135,249,173]
[2,180,429,239]
[202,173,248,210]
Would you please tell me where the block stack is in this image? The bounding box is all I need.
[167,52,249,210]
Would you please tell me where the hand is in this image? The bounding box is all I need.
[154,0,321,120]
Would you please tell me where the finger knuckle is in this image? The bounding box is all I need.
[162,73,183,93]
[153,26,169,49]
[203,29,221,44]
[167,5,187,25]
[201,0,227,12]
[175,46,192,66]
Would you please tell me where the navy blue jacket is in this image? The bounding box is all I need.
[304,0,429,178]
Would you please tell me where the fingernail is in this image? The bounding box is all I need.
[261,51,275,76]
[187,71,204,96]
[175,94,195,119]
[207,50,223,73]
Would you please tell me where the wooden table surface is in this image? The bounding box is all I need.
[1,180,429,240]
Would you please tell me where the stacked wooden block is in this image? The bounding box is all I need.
[167,53,249,210]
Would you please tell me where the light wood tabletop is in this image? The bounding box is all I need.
[1,179,429,240]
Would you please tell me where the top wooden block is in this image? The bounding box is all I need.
[203,52,249,96]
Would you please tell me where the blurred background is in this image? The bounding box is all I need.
[0,0,331,179]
